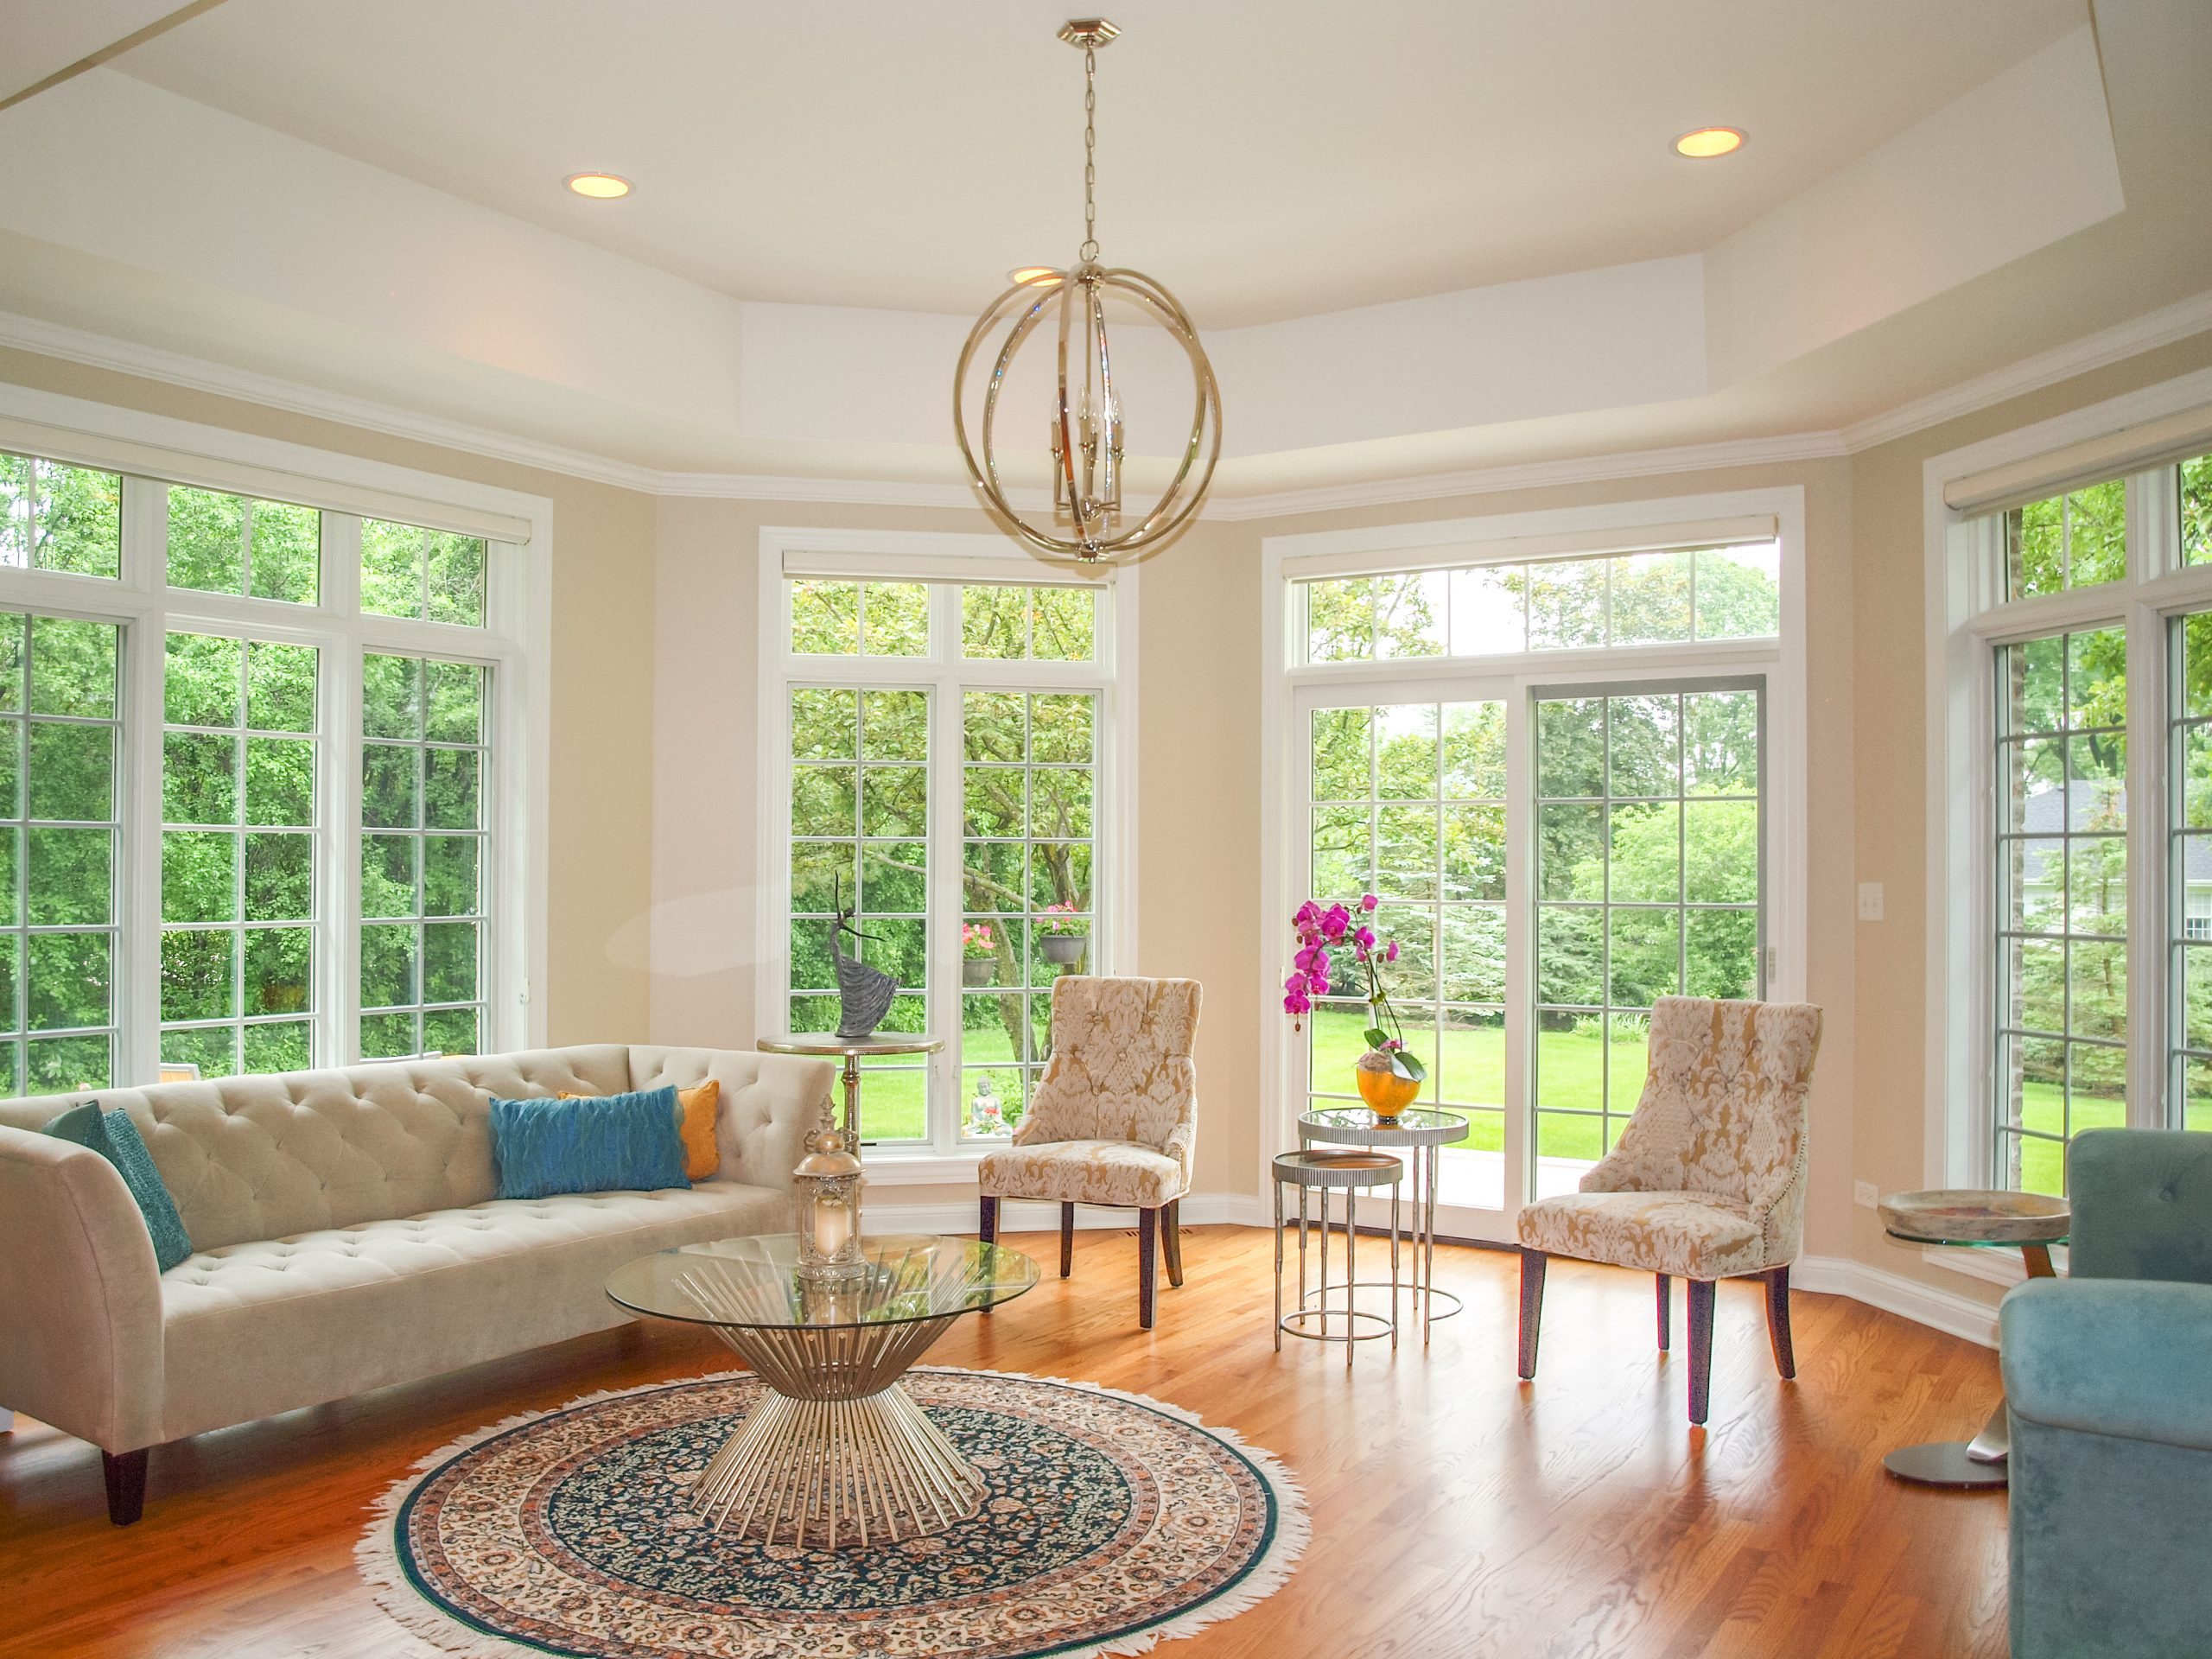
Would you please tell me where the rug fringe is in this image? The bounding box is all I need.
[360,1364,1308,1659]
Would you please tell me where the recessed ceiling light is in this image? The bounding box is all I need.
[565,172,632,200]
[1673,127,1746,160]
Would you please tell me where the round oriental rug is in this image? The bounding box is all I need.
[359,1367,1306,1659]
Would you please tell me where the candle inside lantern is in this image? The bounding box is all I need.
[812,1196,853,1260]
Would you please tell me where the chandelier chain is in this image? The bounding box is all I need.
[1081,46,1099,263]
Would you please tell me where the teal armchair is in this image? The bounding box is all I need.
[2000,1128,2212,1659]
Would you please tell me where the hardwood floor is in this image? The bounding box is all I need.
[0,1228,2012,1658]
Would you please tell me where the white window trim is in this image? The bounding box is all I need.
[753,525,1140,1178]
[1922,363,2212,1287]
[0,380,552,1080]
[1259,486,1810,1224]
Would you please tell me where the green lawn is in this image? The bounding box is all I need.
[851,1005,2148,1199]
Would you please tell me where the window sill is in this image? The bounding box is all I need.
[853,1150,988,1185]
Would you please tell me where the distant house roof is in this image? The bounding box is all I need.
[2018,782,2212,882]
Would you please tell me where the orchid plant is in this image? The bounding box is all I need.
[1282,893,1427,1083]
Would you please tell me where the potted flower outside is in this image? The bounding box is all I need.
[962,921,999,987]
[1038,902,1089,966]
[1282,893,1425,1119]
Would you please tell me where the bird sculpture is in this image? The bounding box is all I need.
[829,875,897,1039]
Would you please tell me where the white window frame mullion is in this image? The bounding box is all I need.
[322,513,364,1068]
[117,476,166,1086]
[925,581,963,1154]
[2125,469,2171,1133]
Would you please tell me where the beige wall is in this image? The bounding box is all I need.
[0,346,659,1048]
[1848,329,2212,1310]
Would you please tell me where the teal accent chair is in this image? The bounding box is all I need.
[2000,1128,2212,1659]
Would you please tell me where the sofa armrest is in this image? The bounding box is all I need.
[2000,1277,2212,1452]
[625,1046,836,1194]
[0,1125,166,1452]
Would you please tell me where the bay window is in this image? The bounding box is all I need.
[1931,384,2212,1202]
[0,421,538,1093]
[760,534,1126,1159]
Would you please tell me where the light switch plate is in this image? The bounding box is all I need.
[1854,1179,1879,1209]
[1857,882,1885,921]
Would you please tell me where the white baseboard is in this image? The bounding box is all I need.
[868,1191,1272,1236]
[1793,1254,2000,1348]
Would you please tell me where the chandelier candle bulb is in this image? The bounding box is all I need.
[954,17,1221,564]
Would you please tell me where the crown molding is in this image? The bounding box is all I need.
[1839,289,2212,454]
[1,295,2208,519]
[1205,430,1850,521]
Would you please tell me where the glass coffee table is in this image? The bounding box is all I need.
[606,1233,1037,1548]
[1878,1188,2070,1488]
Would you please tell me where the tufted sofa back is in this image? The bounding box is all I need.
[0,1045,823,1255]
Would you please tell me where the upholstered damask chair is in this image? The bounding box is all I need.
[977,976,1200,1329]
[1514,995,1822,1424]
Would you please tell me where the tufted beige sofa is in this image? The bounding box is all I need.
[0,1043,834,1523]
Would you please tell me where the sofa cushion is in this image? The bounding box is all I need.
[45,1104,194,1273]
[156,1179,791,1440]
[490,1089,690,1198]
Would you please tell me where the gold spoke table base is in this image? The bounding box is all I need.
[691,1377,983,1549]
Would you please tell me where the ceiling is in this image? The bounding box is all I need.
[0,0,2204,499]
[111,0,2083,326]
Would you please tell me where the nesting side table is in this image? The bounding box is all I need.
[1300,1106,1467,1342]
[1273,1149,1402,1363]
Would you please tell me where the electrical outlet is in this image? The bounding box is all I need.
[1857,883,1885,922]
[1854,1179,1879,1209]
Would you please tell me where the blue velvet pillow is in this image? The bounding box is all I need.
[489,1088,691,1200]
[45,1103,194,1273]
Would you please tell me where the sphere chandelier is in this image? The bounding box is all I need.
[953,18,1223,565]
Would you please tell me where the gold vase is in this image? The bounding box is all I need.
[1355,1063,1421,1120]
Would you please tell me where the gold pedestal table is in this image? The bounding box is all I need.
[1878,1188,2070,1489]
[757,1033,944,1147]
[606,1233,1037,1548]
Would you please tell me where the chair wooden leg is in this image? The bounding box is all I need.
[1162,1198,1185,1287]
[978,1193,998,1244]
[1516,1249,1547,1379]
[103,1448,147,1527]
[1656,1273,1672,1351]
[1059,1202,1076,1278]
[1764,1265,1796,1379]
[1137,1206,1159,1329]
[1687,1278,1716,1425]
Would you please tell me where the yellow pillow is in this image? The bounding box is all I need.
[559,1080,721,1180]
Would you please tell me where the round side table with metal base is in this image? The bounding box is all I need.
[1300,1106,1468,1343]
[1876,1188,2071,1490]
[757,1033,944,1149]
[1272,1149,1402,1363]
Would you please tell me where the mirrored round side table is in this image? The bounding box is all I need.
[1300,1106,1467,1342]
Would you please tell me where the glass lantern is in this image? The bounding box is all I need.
[794,1128,868,1287]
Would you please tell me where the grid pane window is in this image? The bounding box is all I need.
[0,611,122,1092]
[788,685,930,1141]
[2183,454,2212,568]
[961,690,1097,1137]
[2005,480,2127,599]
[1302,543,1780,663]
[1996,627,2126,1196]
[359,653,490,1059]
[167,486,320,605]
[1533,689,1763,1198]
[360,518,486,625]
[1306,701,1508,1201]
[959,585,1097,662]
[789,580,929,657]
[2171,613,2212,1135]
[0,454,121,580]
[159,632,319,1077]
